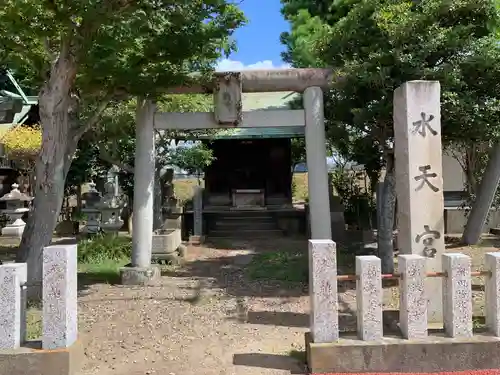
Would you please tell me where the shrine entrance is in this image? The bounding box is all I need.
[202,130,295,210]
[129,69,334,268]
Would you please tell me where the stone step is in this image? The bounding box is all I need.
[490,227,500,235]
[213,214,274,221]
[208,229,284,238]
[214,220,276,229]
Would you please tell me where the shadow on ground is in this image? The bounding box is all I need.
[161,236,372,299]
[232,353,305,374]
[78,269,121,289]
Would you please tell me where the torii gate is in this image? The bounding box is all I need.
[123,68,333,283]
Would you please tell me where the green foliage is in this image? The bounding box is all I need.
[0,1,246,98]
[69,94,215,198]
[169,142,215,179]
[65,136,106,194]
[290,138,306,166]
[281,0,500,179]
[330,168,375,228]
[77,235,131,264]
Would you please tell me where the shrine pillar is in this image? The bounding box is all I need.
[120,98,160,285]
[131,98,156,267]
[304,86,332,240]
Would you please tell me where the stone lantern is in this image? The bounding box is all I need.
[81,182,102,235]
[0,183,33,238]
[98,180,125,234]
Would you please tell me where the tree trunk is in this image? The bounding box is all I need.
[377,154,396,274]
[17,50,78,300]
[76,184,82,212]
[462,142,500,244]
[465,147,478,196]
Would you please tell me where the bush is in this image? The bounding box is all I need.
[0,125,41,167]
[78,235,131,264]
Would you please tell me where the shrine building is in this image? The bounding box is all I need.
[183,91,307,238]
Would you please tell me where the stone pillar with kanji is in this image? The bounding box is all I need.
[394,81,444,326]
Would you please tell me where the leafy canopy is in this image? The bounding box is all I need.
[169,143,215,177]
[0,0,246,98]
[280,0,500,170]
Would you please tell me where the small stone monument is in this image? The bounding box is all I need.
[81,182,101,235]
[98,181,125,234]
[0,183,32,238]
[162,168,183,230]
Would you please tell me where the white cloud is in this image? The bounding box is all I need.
[216,59,291,71]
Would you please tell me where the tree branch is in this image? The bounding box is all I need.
[97,144,135,173]
[71,93,114,141]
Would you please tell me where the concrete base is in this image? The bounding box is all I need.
[305,332,500,374]
[189,235,205,245]
[119,265,160,285]
[1,225,25,238]
[0,340,82,375]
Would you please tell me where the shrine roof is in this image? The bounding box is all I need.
[0,70,38,130]
[200,126,304,139]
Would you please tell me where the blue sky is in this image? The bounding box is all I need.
[217,0,291,71]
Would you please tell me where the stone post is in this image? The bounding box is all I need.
[442,253,473,338]
[393,81,444,325]
[398,254,428,339]
[485,252,500,336]
[193,185,203,236]
[0,264,22,349]
[9,263,27,344]
[309,239,338,343]
[131,99,156,268]
[42,244,78,349]
[304,87,332,240]
[356,256,382,341]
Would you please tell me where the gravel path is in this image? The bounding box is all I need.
[77,240,314,375]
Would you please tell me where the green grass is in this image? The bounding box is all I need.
[76,234,133,287]
[78,234,131,264]
[26,302,42,340]
[247,251,308,283]
[78,258,129,285]
[292,173,308,203]
[246,244,356,284]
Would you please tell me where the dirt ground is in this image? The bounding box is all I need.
[77,239,311,375]
[75,235,500,375]
[1,234,495,375]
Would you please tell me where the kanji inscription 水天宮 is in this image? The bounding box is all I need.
[415,225,441,258]
[414,165,439,192]
[412,112,437,137]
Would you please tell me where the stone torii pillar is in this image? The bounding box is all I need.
[121,69,334,285]
[304,87,331,239]
[120,98,159,285]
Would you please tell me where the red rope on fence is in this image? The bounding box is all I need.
[336,270,490,282]
[313,370,500,375]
